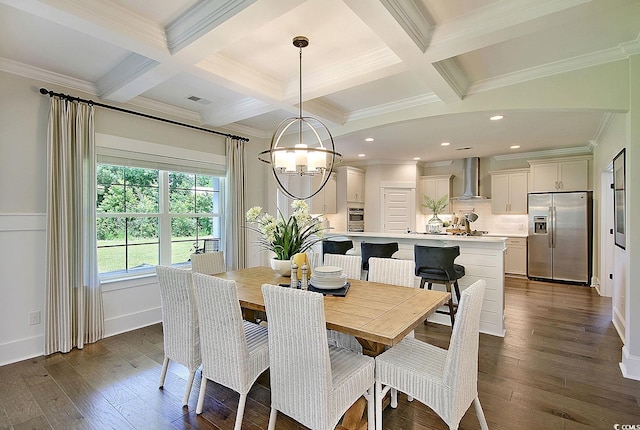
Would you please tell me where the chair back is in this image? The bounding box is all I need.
[414,245,460,280]
[323,253,362,280]
[261,284,333,420]
[192,273,252,392]
[361,242,399,270]
[442,280,486,404]
[368,257,417,288]
[322,240,353,255]
[191,251,226,275]
[155,266,201,371]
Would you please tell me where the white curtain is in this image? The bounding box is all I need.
[224,137,246,270]
[45,97,104,355]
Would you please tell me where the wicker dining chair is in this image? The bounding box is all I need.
[190,251,226,275]
[191,273,269,430]
[374,279,489,430]
[261,284,375,430]
[155,265,201,407]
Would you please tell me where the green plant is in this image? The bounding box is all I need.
[422,194,449,214]
[245,200,326,260]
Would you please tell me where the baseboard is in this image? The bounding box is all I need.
[104,307,162,338]
[612,306,625,342]
[0,334,44,366]
[620,345,640,381]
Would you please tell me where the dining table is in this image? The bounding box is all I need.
[214,266,451,430]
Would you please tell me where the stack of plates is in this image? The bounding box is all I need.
[310,266,348,290]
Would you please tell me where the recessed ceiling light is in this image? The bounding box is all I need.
[365,138,374,142]
[358,153,366,157]
[510,145,520,149]
[490,115,504,121]
[441,142,450,146]
[413,157,421,160]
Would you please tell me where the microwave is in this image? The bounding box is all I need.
[347,208,364,232]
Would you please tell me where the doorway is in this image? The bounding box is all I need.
[600,168,614,297]
[381,186,415,233]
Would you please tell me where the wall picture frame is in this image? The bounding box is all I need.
[613,148,626,249]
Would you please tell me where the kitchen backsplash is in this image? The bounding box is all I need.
[416,200,528,235]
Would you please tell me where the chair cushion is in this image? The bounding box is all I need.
[416,264,465,282]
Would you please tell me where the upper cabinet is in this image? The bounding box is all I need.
[528,156,590,192]
[419,175,453,214]
[309,172,337,214]
[490,169,529,214]
[345,167,365,203]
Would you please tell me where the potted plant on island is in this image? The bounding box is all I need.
[422,194,449,233]
[245,200,326,276]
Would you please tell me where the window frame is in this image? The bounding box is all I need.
[95,134,226,281]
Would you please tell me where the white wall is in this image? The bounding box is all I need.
[0,70,268,365]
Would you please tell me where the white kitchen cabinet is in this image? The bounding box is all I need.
[346,167,365,203]
[528,156,590,192]
[419,175,453,214]
[309,172,336,214]
[505,237,527,276]
[490,169,529,214]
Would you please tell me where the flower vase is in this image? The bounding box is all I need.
[427,214,444,233]
[270,258,291,277]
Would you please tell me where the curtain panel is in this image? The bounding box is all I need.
[224,137,246,270]
[45,97,104,355]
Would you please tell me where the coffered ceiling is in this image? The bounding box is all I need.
[1,0,639,162]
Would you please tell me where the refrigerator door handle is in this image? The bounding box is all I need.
[548,206,553,248]
[552,206,557,248]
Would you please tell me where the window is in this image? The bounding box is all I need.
[97,163,222,278]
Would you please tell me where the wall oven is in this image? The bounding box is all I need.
[347,207,364,232]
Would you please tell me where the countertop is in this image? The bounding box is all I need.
[328,231,509,243]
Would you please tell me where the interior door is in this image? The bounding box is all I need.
[383,188,414,233]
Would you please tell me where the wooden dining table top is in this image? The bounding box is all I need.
[215,266,451,353]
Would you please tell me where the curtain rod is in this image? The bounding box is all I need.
[39,88,249,142]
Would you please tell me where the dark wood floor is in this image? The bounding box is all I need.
[1,278,639,429]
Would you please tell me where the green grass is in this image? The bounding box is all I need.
[97,238,200,274]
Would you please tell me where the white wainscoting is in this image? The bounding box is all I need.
[0,213,163,366]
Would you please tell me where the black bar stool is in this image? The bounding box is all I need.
[361,242,399,272]
[322,240,354,255]
[414,244,464,326]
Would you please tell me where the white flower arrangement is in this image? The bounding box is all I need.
[245,200,326,260]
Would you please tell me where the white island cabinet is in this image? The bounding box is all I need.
[326,232,507,337]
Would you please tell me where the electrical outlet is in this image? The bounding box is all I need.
[29,310,41,326]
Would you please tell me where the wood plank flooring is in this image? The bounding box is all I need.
[1,278,639,429]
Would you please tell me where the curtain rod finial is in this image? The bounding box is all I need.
[39,88,50,95]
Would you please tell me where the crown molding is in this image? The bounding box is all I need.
[219,123,271,140]
[380,0,432,53]
[347,93,440,122]
[200,97,271,127]
[0,57,96,94]
[420,160,454,168]
[165,0,257,53]
[493,145,592,161]
[588,112,615,149]
[127,96,202,124]
[468,38,640,94]
[432,58,467,98]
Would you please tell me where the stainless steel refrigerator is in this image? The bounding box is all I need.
[527,191,592,284]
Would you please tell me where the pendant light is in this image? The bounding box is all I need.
[258,36,342,200]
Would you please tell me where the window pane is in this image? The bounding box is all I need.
[127,186,159,213]
[195,190,214,213]
[172,217,197,264]
[126,167,158,187]
[98,184,125,213]
[127,217,159,270]
[169,188,194,213]
[169,172,194,190]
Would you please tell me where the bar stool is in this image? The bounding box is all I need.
[414,244,464,326]
[322,239,354,255]
[361,242,399,272]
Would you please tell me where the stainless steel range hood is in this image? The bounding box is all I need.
[451,157,488,200]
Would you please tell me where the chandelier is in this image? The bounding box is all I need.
[258,36,342,200]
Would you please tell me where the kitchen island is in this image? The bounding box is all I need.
[325,232,507,337]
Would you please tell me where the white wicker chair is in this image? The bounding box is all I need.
[190,251,225,275]
[322,254,364,353]
[367,257,418,288]
[191,273,269,430]
[322,253,362,280]
[374,280,489,430]
[155,265,201,407]
[261,284,375,430]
